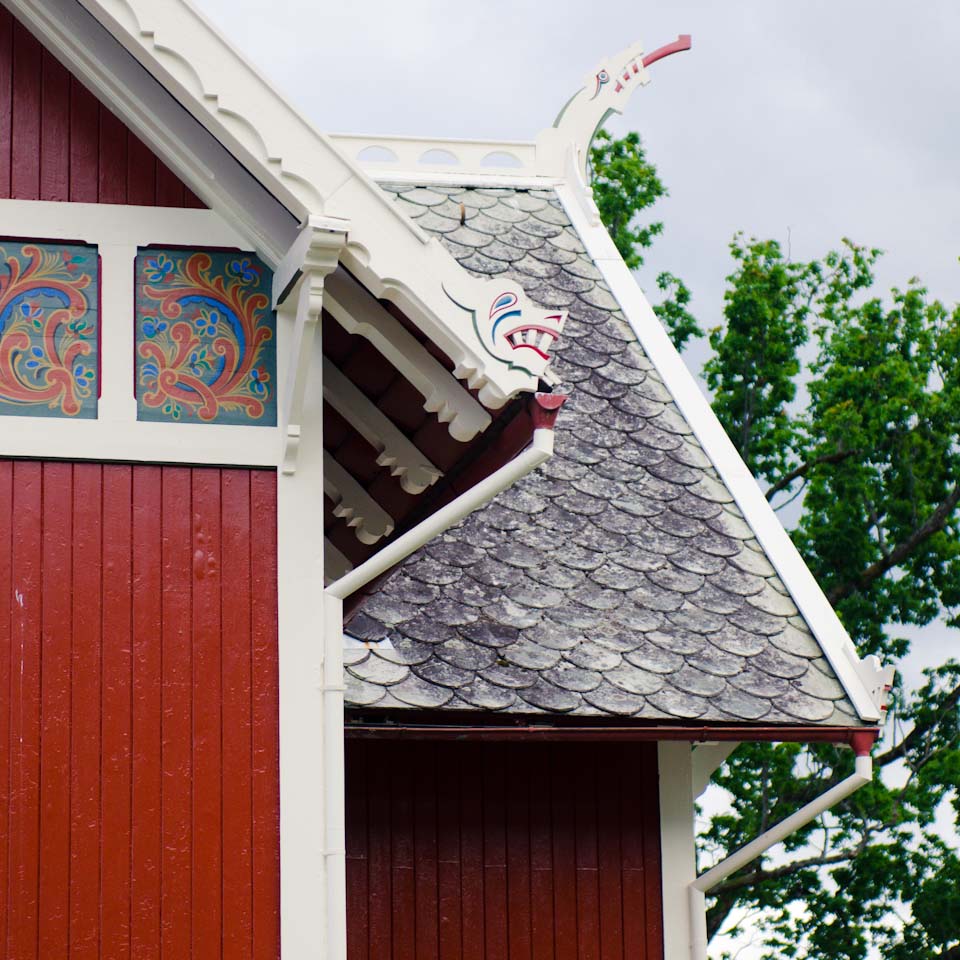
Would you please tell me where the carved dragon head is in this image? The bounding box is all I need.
[445,282,566,382]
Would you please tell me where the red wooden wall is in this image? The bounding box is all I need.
[346,739,664,960]
[0,8,204,206]
[0,460,279,960]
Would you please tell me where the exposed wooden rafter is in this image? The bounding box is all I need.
[324,269,491,443]
[324,539,354,585]
[323,359,442,495]
[323,453,395,545]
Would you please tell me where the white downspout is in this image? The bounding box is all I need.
[326,394,566,601]
[320,392,565,960]
[688,737,875,960]
[322,591,347,960]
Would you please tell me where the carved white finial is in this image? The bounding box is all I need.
[539,35,691,182]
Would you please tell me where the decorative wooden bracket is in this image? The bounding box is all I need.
[275,216,349,475]
[323,359,442,494]
[323,269,492,442]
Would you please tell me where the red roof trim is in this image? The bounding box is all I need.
[345,721,880,748]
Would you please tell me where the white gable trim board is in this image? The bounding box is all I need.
[553,179,891,723]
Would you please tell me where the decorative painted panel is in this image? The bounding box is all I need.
[135,249,277,426]
[0,240,99,419]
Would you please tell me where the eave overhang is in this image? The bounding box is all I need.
[41,0,569,409]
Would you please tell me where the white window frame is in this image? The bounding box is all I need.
[0,198,283,466]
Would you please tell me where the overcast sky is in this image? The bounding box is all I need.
[190,1,958,948]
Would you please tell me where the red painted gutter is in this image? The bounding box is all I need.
[345,722,879,748]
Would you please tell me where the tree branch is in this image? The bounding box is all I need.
[765,449,859,501]
[876,680,960,767]
[708,849,857,898]
[827,484,960,605]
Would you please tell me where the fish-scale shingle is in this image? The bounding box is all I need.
[343,183,865,726]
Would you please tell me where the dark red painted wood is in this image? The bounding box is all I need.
[70,446,102,960]
[0,15,12,196]
[38,462,72,959]
[102,465,133,960]
[347,741,664,960]
[222,469,253,960]
[0,9,205,206]
[0,463,10,960]
[192,469,223,960]
[0,461,278,960]
[9,462,42,960]
[250,470,280,960]
[161,466,193,960]
[131,465,162,960]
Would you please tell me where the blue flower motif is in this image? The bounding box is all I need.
[19,300,41,319]
[195,308,221,338]
[145,254,174,283]
[189,347,212,376]
[249,365,270,396]
[140,361,159,379]
[73,363,94,384]
[142,318,168,339]
[229,257,258,283]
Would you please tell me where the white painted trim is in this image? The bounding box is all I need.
[368,171,565,190]
[56,0,566,406]
[691,742,739,799]
[658,742,698,960]
[324,539,353,585]
[322,591,347,960]
[276,306,327,960]
[327,424,556,600]
[329,133,539,178]
[555,180,887,723]
[323,453,395,546]
[323,359,441,495]
[323,270,492,442]
[0,199,283,466]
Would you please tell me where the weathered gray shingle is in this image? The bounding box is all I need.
[344,183,865,726]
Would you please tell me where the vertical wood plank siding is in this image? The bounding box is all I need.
[346,740,664,960]
[0,460,279,960]
[0,9,205,207]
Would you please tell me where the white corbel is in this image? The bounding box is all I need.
[322,453,395,545]
[323,269,492,442]
[322,359,442,495]
[276,216,349,475]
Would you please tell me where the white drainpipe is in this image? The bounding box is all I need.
[327,394,565,601]
[320,393,565,960]
[688,735,875,959]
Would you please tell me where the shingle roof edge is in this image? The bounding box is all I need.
[551,181,891,723]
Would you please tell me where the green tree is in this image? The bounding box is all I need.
[591,134,960,958]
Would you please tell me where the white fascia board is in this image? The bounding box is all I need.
[70,0,432,249]
[367,171,566,190]
[63,0,561,407]
[555,181,886,723]
[8,0,299,267]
